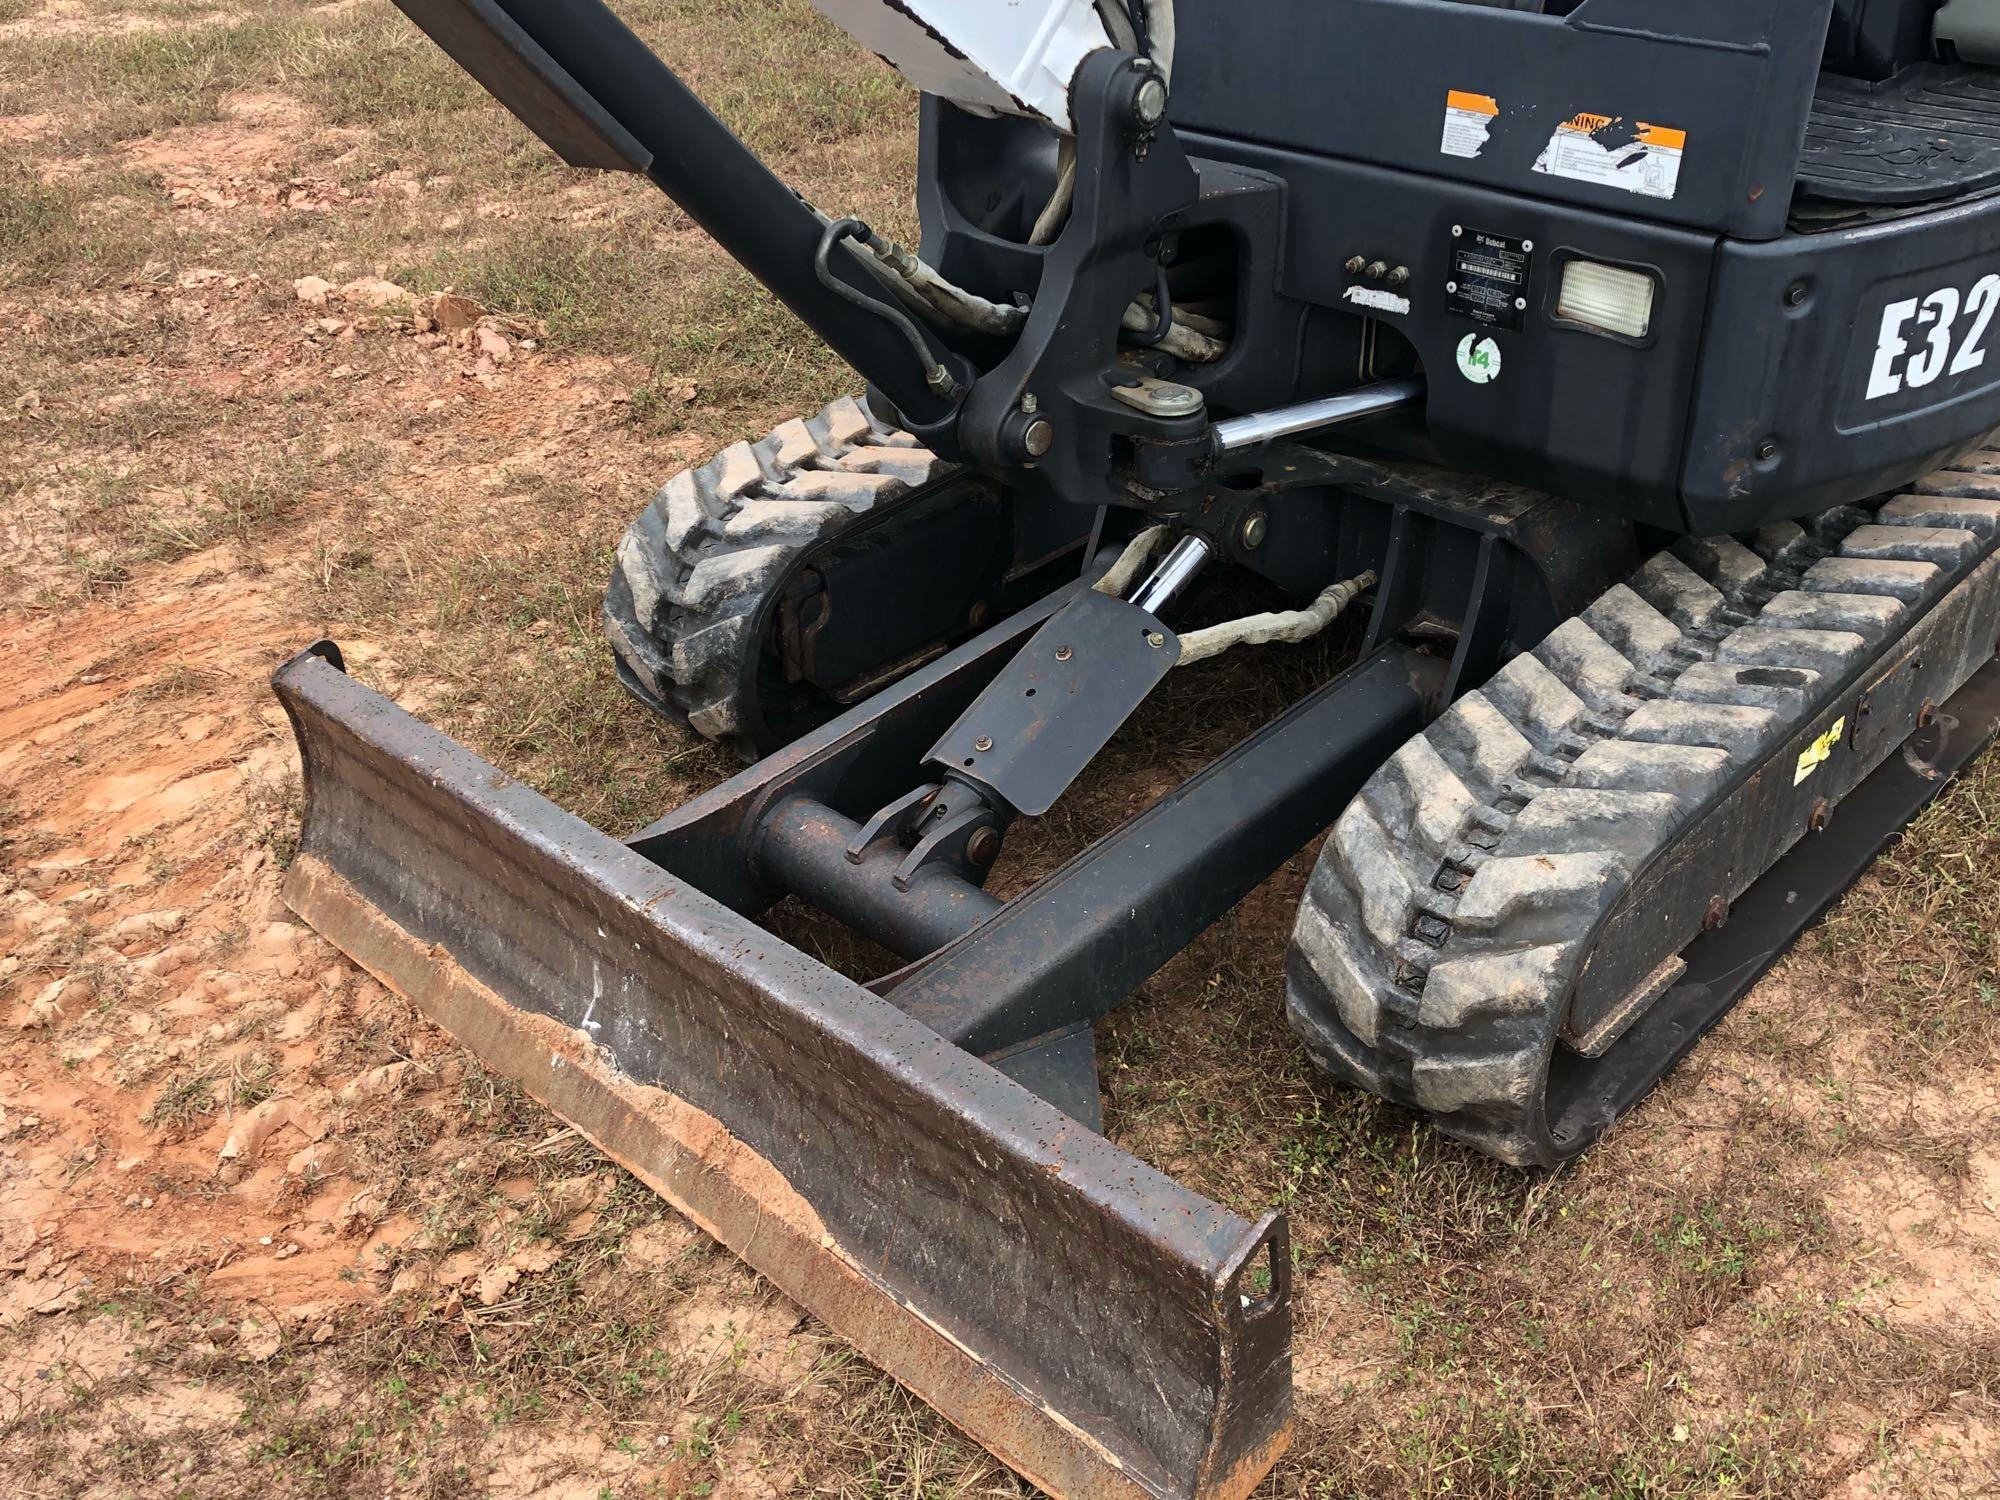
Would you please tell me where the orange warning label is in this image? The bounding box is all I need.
[1440,90,1501,159]
[1534,112,1686,200]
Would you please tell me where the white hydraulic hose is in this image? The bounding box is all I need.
[841,221,1027,336]
[1119,301,1226,362]
[1031,141,1078,246]
[1134,291,1225,338]
[837,7,1221,365]
[870,237,1025,335]
[1034,1,1175,250]
[1097,528,1377,666]
[1174,571,1377,666]
[1144,0,1175,81]
[850,221,1221,361]
[1095,0,1139,50]
[1092,525,1171,596]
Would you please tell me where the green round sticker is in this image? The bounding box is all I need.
[1455,333,1502,385]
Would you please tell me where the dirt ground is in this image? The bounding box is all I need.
[4,2,2000,1496]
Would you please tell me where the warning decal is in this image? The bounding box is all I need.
[1532,114,1685,201]
[1794,716,1846,786]
[1440,90,1498,160]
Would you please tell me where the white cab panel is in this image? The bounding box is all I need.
[809,0,1111,129]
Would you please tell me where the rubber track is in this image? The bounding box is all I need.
[1287,456,2000,1166]
[604,395,947,759]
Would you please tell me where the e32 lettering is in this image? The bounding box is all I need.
[1866,275,2000,401]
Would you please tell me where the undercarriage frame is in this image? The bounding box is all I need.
[276,452,2000,1497]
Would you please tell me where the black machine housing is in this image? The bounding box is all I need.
[915,0,2000,535]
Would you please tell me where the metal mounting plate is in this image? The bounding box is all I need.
[926,589,1180,816]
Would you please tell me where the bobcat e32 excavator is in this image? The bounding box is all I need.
[272,1,2000,1493]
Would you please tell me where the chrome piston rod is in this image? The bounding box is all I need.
[1130,534,1214,616]
[1212,376,1426,452]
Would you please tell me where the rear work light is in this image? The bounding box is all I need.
[1556,260,1656,339]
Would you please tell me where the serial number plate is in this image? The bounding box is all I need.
[1448,228,1530,331]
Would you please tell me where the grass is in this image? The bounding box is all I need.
[5,0,2000,1495]
[0,165,153,289]
[1808,747,2000,1075]
[144,1067,219,1132]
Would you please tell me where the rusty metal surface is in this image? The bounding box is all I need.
[273,645,1292,1500]
[927,589,1182,818]
[1549,650,2000,1142]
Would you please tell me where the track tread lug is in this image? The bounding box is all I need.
[1878,493,2000,536]
[1282,445,2000,1167]
[604,394,946,758]
[1803,556,1939,603]
[1426,694,1534,801]
[1452,857,1624,942]
[1716,625,1871,675]
[1840,523,1982,570]
[1566,739,1732,798]
[1621,699,1781,756]
[1533,618,1635,713]
[1292,886,1400,1049]
[1497,788,1685,863]
[1481,653,1590,750]
[1628,552,1727,633]
[1910,471,2000,502]
[1756,590,1904,638]
[1580,585,1689,677]
[1373,737,1480,859]
[1411,1043,1543,1115]
[1675,534,1767,596]
[1669,659,1822,712]
[1329,805,1419,951]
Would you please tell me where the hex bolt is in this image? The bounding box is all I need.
[1703,894,1729,931]
[966,827,1001,866]
[1786,280,1809,307]
[1020,392,1038,413]
[1387,265,1411,287]
[1364,260,1388,280]
[1344,255,1366,275]
[972,734,993,752]
[1917,699,1938,729]
[1756,438,1779,461]
[1054,644,1073,662]
[1239,511,1269,549]
[1808,797,1831,833]
[1146,631,1166,649]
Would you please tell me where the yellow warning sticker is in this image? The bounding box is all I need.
[1794,717,1846,786]
[1440,90,1500,160]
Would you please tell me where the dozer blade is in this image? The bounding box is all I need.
[273,643,1291,1500]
